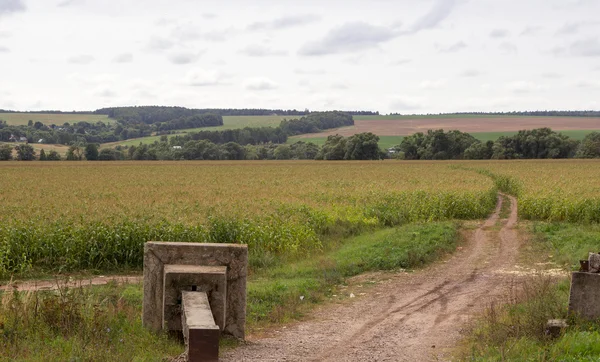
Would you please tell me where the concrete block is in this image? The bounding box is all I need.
[163,264,227,332]
[143,242,248,339]
[182,291,220,362]
[568,272,600,320]
[546,319,568,338]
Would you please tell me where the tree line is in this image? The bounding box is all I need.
[394,128,600,160]
[2,128,599,162]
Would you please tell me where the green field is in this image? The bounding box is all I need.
[288,129,599,150]
[0,112,113,126]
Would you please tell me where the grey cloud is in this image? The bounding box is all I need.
[0,0,25,16]
[95,88,116,98]
[556,23,580,35]
[113,53,133,63]
[490,29,509,38]
[541,72,563,78]
[570,38,600,56]
[390,58,412,66]
[248,14,320,31]
[240,44,287,57]
[57,0,85,7]
[244,77,278,91]
[0,46,9,53]
[390,97,422,111]
[331,82,348,90]
[294,68,326,75]
[168,51,202,65]
[520,26,542,36]
[146,36,174,51]
[438,41,467,53]
[68,54,94,64]
[299,22,397,56]
[202,13,217,20]
[460,69,483,77]
[499,42,518,54]
[202,28,238,42]
[186,69,226,87]
[409,0,457,33]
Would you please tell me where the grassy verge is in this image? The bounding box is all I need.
[1,222,459,360]
[459,222,600,361]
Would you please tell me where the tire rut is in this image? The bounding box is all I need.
[222,194,521,362]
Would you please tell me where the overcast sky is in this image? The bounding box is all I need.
[1,0,600,114]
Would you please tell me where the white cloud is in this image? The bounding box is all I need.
[409,0,457,33]
[390,58,412,66]
[438,41,467,53]
[556,22,581,35]
[460,69,483,77]
[248,14,320,31]
[520,26,542,36]
[570,37,600,56]
[499,42,518,54]
[244,77,278,91]
[299,22,398,56]
[507,81,542,93]
[94,87,117,98]
[419,79,446,90]
[240,44,287,57]
[390,96,423,111]
[168,51,203,65]
[113,53,133,63]
[68,54,94,64]
[0,46,9,53]
[185,69,226,87]
[146,36,174,51]
[0,0,25,16]
[490,29,509,38]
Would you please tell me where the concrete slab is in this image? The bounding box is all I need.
[182,291,220,362]
[163,264,227,332]
[143,242,247,339]
[568,272,600,320]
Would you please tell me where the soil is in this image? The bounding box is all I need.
[0,275,142,292]
[222,194,523,361]
[295,116,600,138]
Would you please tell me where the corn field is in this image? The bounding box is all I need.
[0,161,497,276]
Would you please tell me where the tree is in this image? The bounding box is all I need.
[39,149,47,161]
[316,135,346,160]
[85,143,99,160]
[0,144,12,160]
[273,144,292,160]
[576,132,600,158]
[66,145,83,160]
[15,144,35,161]
[344,132,382,160]
[46,150,61,161]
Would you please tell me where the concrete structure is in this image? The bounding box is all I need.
[182,291,220,362]
[568,272,600,320]
[143,242,248,339]
[163,265,227,332]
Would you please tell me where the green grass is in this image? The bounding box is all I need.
[0,222,459,360]
[247,222,458,325]
[0,281,182,361]
[471,130,598,142]
[0,113,113,126]
[531,223,600,269]
[460,222,600,361]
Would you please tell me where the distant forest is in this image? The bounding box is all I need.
[4,107,600,118]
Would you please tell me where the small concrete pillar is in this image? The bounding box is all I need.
[182,291,220,362]
[568,272,600,320]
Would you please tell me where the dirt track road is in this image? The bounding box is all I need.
[223,194,521,362]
